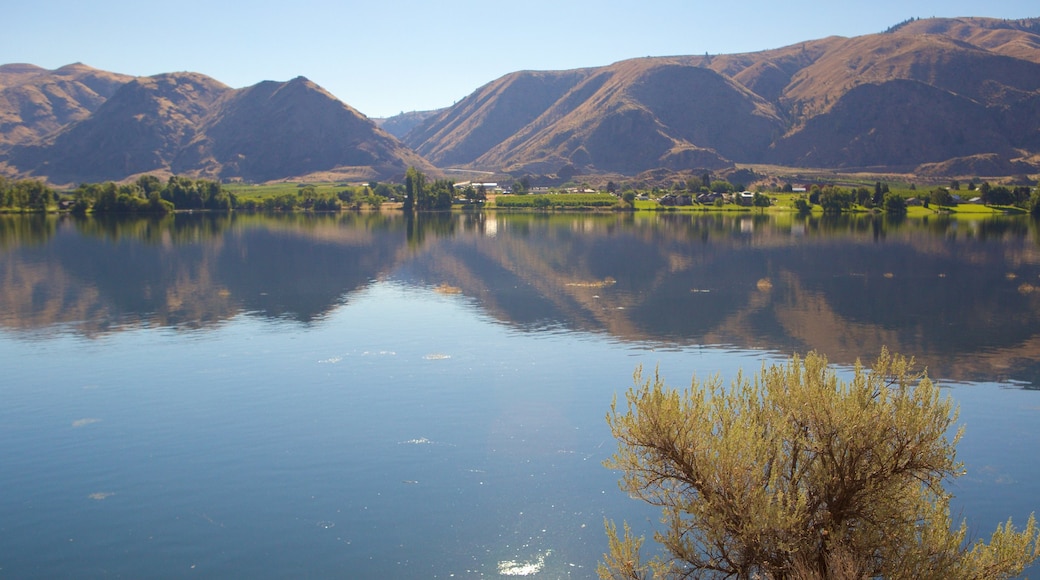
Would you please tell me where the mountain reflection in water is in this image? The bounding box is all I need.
[2,211,1040,385]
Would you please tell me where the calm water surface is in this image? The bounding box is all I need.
[1,212,1039,578]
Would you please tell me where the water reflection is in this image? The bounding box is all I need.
[2,211,1040,384]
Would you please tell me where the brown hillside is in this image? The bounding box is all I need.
[4,16,1040,182]
[916,153,1038,177]
[11,73,228,183]
[407,17,1040,176]
[464,59,782,174]
[177,77,433,182]
[406,69,593,167]
[10,72,229,184]
[3,71,433,184]
[767,79,1011,169]
[375,109,442,139]
[779,30,1040,125]
[0,63,49,87]
[0,63,132,148]
[708,37,843,101]
[898,17,1040,62]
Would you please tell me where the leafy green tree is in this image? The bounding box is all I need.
[793,198,811,215]
[1029,190,1040,217]
[373,183,396,200]
[21,180,53,212]
[752,192,771,209]
[338,188,357,206]
[1014,186,1032,205]
[424,179,455,210]
[0,179,54,212]
[136,175,164,196]
[982,185,1014,206]
[199,180,232,210]
[709,180,734,193]
[884,192,908,215]
[853,187,871,207]
[808,185,821,205]
[602,349,1039,580]
[819,186,853,213]
[297,185,318,209]
[872,182,890,206]
[404,166,425,213]
[930,187,954,208]
[511,176,531,195]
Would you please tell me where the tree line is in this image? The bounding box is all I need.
[402,167,485,213]
[0,177,58,212]
[0,176,402,214]
[2,172,1037,216]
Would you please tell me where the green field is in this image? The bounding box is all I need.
[223,182,347,199]
[493,193,618,208]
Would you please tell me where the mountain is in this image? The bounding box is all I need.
[374,110,442,139]
[0,63,132,149]
[404,16,1040,177]
[4,16,1040,183]
[2,68,434,184]
[10,72,229,183]
[174,76,431,182]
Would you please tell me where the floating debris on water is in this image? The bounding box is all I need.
[318,356,342,364]
[423,353,451,360]
[565,277,616,288]
[72,418,101,428]
[434,284,462,295]
[400,437,433,445]
[88,492,114,500]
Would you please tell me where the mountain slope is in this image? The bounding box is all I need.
[4,16,1040,182]
[0,63,132,149]
[495,61,783,174]
[10,72,230,183]
[407,69,594,167]
[374,109,442,139]
[176,77,432,182]
[4,71,434,184]
[405,16,1040,176]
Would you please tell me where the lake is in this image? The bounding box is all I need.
[1,211,1039,578]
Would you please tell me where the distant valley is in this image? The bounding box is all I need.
[2,16,1039,185]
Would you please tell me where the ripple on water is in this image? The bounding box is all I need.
[498,550,551,576]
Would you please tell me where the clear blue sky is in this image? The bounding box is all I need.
[4,0,1036,118]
